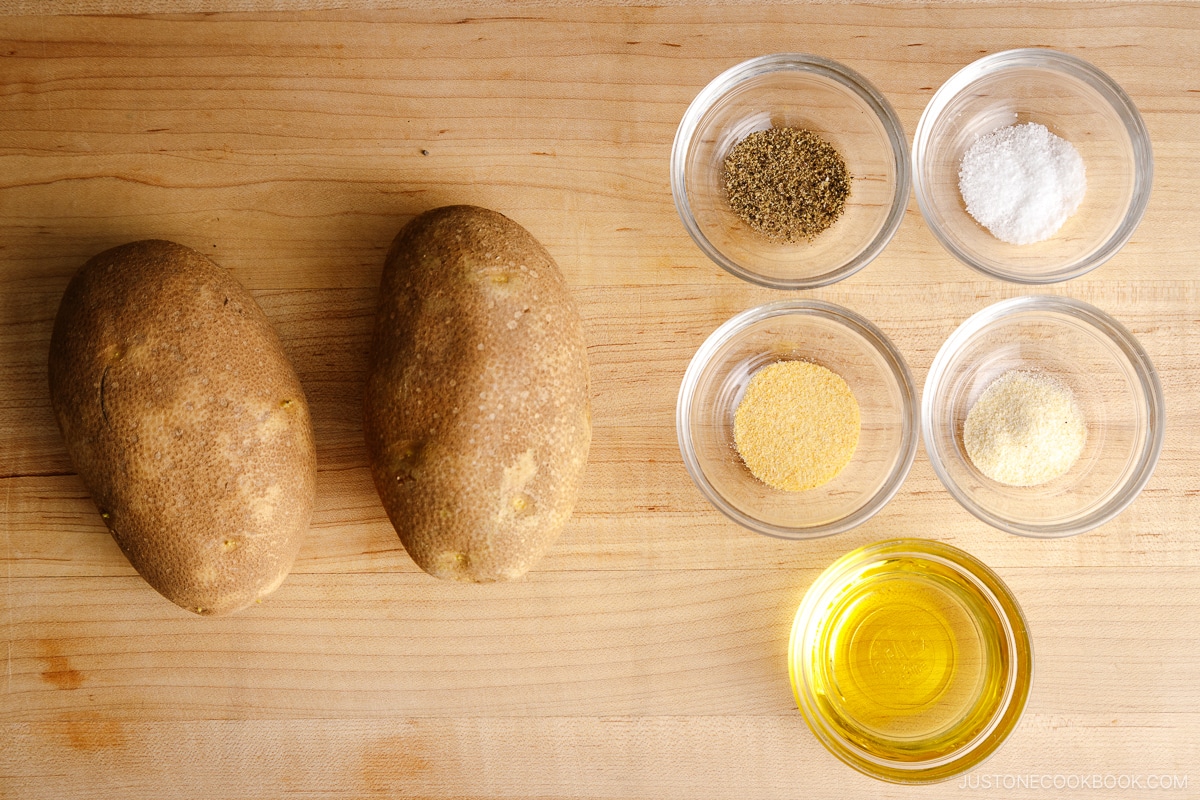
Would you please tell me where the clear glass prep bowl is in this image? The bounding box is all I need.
[677,300,917,538]
[912,48,1152,284]
[671,53,910,289]
[789,539,1033,784]
[923,296,1164,537]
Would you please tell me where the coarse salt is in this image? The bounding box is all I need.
[958,122,1087,245]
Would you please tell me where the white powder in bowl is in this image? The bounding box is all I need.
[963,369,1086,486]
[958,122,1087,245]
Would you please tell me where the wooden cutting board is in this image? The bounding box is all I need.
[2,4,1198,798]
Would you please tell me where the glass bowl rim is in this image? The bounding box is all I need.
[911,47,1154,285]
[921,294,1166,537]
[676,299,919,539]
[788,537,1034,783]
[670,52,911,290]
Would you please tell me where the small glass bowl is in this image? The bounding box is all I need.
[923,296,1164,537]
[671,53,910,289]
[790,539,1033,784]
[913,49,1153,284]
[676,300,917,538]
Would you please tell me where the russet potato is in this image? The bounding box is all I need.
[365,206,591,582]
[48,240,316,615]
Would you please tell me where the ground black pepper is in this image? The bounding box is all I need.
[723,127,851,243]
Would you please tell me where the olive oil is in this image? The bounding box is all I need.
[790,540,1031,783]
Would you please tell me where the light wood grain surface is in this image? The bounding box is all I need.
[3,5,1199,799]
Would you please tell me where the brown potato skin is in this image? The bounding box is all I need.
[365,206,591,582]
[48,240,316,615]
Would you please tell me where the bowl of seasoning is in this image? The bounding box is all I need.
[677,300,918,538]
[671,53,910,289]
[912,48,1152,284]
[790,538,1033,784]
[923,296,1164,537]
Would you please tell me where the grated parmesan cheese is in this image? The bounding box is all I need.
[733,360,860,492]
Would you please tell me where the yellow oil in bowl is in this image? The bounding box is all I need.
[789,539,1032,783]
